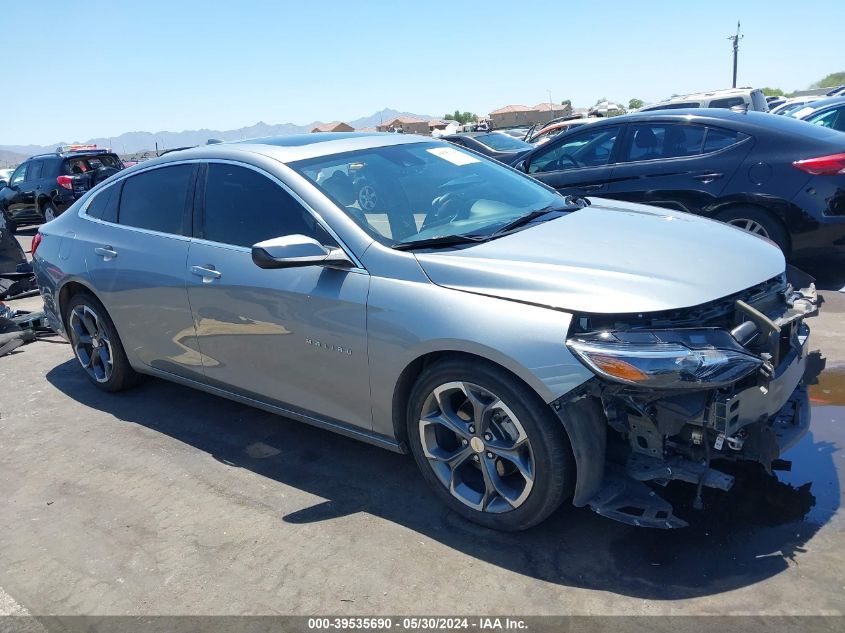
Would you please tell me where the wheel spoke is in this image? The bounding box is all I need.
[480,455,517,510]
[81,311,98,337]
[488,441,535,483]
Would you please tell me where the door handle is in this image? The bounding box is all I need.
[581,184,605,191]
[692,172,724,183]
[94,246,118,261]
[191,265,222,283]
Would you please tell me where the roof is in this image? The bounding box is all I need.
[384,116,428,125]
[531,103,568,111]
[135,133,437,166]
[489,105,530,115]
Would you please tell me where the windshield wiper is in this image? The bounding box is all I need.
[392,234,488,251]
[490,196,589,237]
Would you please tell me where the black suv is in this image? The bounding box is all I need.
[0,146,124,233]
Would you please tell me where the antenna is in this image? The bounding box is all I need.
[727,21,743,88]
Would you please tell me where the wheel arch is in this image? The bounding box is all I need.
[57,278,99,329]
[711,200,793,253]
[390,348,564,451]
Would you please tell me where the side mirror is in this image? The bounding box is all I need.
[252,234,353,270]
[0,180,7,189]
[513,159,529,173]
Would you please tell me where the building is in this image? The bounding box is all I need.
[488,102,573,129]
[376,116,430,135]
[311,121,355,133]
[428,118,452,132]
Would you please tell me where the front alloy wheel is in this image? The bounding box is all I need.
[419,381,536,513]
[407,359,573,531]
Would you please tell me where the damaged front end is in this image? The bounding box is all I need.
[553,266,819,528]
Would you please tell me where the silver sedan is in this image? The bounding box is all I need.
[32,133,817,530]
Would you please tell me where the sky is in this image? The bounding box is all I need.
[1,0,843,146]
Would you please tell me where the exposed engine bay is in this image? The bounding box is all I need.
[555,265,819,528]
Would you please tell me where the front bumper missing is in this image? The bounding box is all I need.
[587,382,810,529]
[573,275,818,529]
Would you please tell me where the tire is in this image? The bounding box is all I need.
[64,291,142,392]
[715,206,790,254]
[406,358,574,531]
[41,201,57,223]
[1,208,17,234]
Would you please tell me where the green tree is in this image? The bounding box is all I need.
[811,72,845,89]
[443,110,478,125]
[761,87,784,97]
[628,98,644,110]
[561,99,571,107]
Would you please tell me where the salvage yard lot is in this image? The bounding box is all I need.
[1,230,844,616]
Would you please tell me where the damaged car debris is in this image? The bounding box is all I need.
[556,266,818,528]
[32,133,820,531]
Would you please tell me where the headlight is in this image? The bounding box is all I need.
[566,329,763,389]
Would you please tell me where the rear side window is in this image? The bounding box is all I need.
[702,128,743,153]
[643,102,700,111]
[202,163,334,248]
[623,124,706,161]
[118,165,193,235]
[85,183,120,223]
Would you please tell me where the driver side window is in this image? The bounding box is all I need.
[528,127,620,174]
[202,163,336,249]
[10,164,28,186]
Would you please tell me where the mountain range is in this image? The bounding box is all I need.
[0,108,433,163]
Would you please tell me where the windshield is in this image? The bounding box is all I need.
[291,142,563,247]
[474,133,532,152]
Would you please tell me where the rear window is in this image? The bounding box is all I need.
[118,165,193,235]
[62,154,122,175]
[475,133,532,152]
[643,102,701,111]
[710,96,746,109]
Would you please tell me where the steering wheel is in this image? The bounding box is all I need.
[549,154,581,171]
[422,191,466,231]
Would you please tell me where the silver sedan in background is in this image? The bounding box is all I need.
[32,133,817,530]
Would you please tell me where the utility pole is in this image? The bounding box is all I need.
[728,21,743,88]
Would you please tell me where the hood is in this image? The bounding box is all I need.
[414,199,785,314]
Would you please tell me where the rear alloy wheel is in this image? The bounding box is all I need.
[716,206,790,254]
[0,209,17,234]
[65,292,141,392]
[42,202,57,223]
[407,359,573,531]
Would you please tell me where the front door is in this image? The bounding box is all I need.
[525,125,622,196]
[186,162,372,430]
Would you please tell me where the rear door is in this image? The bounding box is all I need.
[524,124,622,196]
[186,161,372,430]
[83,163,203,379]
[604,123,751,214]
